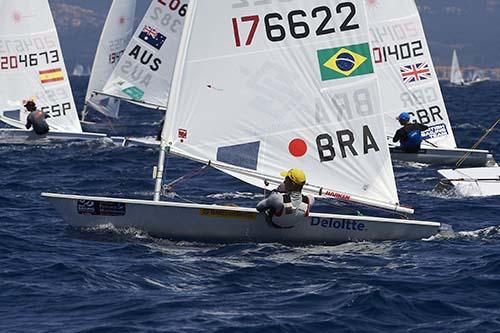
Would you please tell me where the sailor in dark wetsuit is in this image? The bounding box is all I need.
[25,100,50,135]
[393,112,429,153]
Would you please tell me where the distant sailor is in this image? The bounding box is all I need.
[393,112,429,153]
[24,100,50,135]
[256,168,314,228]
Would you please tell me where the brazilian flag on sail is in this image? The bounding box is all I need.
[317,43,374,81]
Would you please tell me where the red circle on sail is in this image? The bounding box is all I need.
[289,139,307,157]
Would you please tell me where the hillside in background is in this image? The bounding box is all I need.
[49,0,500,71]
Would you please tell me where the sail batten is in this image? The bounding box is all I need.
[93,91,167,110]
[0,0,82,132]
[160,0,403,210]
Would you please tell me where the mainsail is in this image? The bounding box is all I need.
[0,0,82,133]
[83,0,136,119]
[102,0,187,110]
[159,0,406,212]
[367,0,457,149]
[450,49,465,86]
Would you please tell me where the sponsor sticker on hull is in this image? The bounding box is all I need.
[311,217,366,231]
[77,200,126,216]
[200,209,256,220]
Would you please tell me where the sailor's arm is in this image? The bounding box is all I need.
[25,117,32,129]
[393,129,403,143]
[256,193,283,212]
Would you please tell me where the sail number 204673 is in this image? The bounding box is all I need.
[232,2,359,47]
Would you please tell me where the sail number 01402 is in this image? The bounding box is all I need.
[232,2,359,47]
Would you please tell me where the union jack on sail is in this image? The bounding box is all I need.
[400,62,432,84]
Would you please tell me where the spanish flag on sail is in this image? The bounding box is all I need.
[39,68,64,84]
[317,43,373,81]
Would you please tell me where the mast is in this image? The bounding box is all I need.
[154,0,195,202]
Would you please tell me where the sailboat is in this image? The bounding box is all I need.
[437,118,500,197]
[71,64,90,77]
[44,0,442,244]
[81,0,136,123]
[437,167,500,197]
[450,50,465,86]
[367,2,495,167]
[0,0,106,143]
[450,50,489,87]
[88,0,187,147]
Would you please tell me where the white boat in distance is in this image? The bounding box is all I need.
[0,0,106,143]
[71,64,90,77]
[438,167,500,197]
[450,49,489,87]
[44,0,443,245]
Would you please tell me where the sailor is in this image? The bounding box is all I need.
[393,112,429,153]
[25,100,50,135]
[256,168,314,228]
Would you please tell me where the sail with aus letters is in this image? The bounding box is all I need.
[101,0,187,110]
[0,0,82,133]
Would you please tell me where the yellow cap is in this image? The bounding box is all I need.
[280,168,306,185]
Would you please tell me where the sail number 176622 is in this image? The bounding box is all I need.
[232,2,359,47]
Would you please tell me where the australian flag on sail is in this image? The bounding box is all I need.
[400,62,432,84]
[138,25,166,50]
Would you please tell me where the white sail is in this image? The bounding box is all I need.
[102,0,187,110]
[84,0,136,119]
[0,0,82,133]
[367,0,457,149]
[450,49,464,86]
[160,0,403,212]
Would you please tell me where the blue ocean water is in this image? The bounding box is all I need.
[0,78,499,332]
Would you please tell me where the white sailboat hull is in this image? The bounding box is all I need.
[437,167,500,197]
[42,193,441,245]
[390,146,495,167]
[0,129,107,143]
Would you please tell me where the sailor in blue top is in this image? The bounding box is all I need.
[393,112,429,153]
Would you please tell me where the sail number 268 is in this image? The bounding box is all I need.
[232,2,359,47]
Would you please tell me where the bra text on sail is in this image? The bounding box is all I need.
[316,125,380,162]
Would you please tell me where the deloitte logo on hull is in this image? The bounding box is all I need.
[311,217,366,232]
